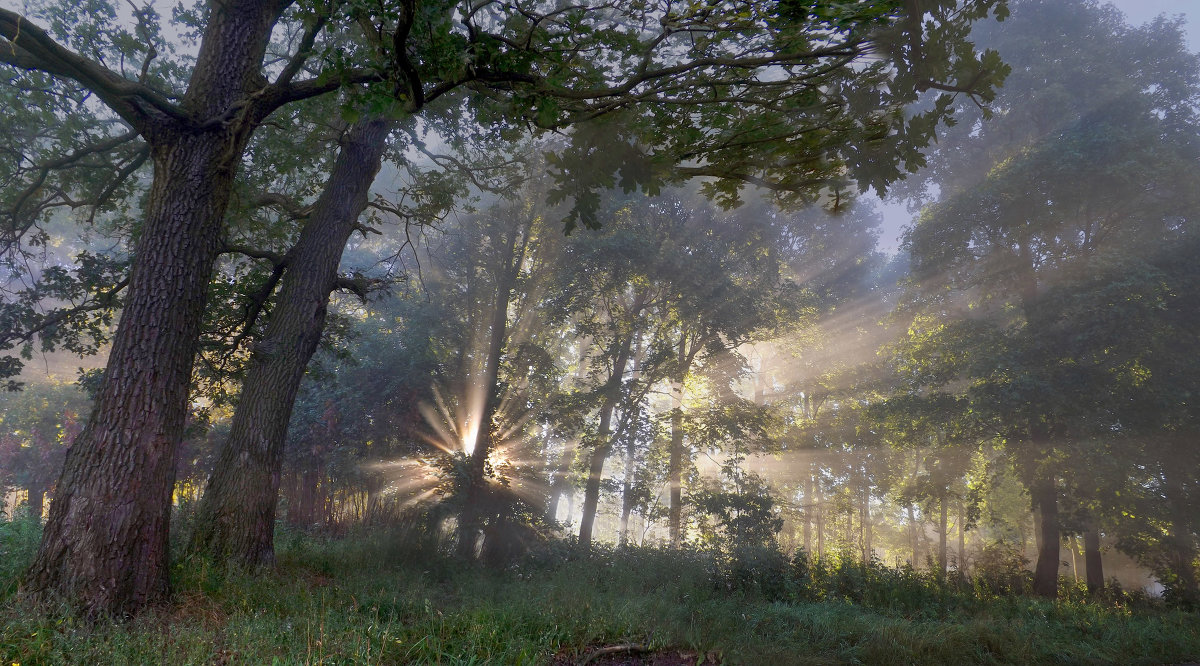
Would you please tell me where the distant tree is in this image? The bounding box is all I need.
[898,0,1200,597]
[425,178,569,559]
[1039,241,1200,606]
[0,383,88,520]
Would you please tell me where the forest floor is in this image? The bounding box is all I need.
[1,516,1198,665]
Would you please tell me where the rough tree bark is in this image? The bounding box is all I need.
[189,117,392,567]
[4,0,317,616]
[26,127,256,615]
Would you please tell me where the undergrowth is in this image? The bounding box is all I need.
[0,516,1196,664]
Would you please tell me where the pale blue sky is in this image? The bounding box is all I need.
[1109,0,1198,49]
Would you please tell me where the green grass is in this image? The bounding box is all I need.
[1,517,1197,665]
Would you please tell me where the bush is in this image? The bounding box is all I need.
[972,541,1032,597]
[0,508,42,595]
[710,544,792,601]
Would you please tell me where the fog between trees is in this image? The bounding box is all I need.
[1,0,1198,622]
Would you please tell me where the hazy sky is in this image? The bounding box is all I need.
[1109,0,1198,49]
[875,0,1199,254]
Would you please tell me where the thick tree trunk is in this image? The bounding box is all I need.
[1031,479,1061,598]
[189,118,391,567]
[1084,520,1103,595]
[25,131,242,616]
[20,0,283,617]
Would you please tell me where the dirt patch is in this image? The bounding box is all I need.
[170,590,228,631]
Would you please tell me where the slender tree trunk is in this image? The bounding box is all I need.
[908,504,919,568]
[816,481,825,559]
[25,481,44,522]
[1031,479,1061,598]
[189,118,391,567]
[577,435,612,549]
[544,342,591,524]
[544,443,575,524]
[618,434,637,548]
[457,223,528,559]
[958,501,967,573]
[938,496,948,575]
[667,372,685,547]
[578,336,633,550]
[1084,519,1103,594]
[863,502,872,563]
[803,469,813,553]
[297,466,317,527]
[1074,538,1084,583]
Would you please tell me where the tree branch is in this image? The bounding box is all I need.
[273,3,334,88]
[249,192,313,220]
[0,276,129,350]
[332,273,385,302]
[2,130,146,253]
[0,9,187,128]
[219,242,290,266]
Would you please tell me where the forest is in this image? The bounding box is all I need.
[1,0,1199,663]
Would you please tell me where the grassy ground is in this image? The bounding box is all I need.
[1,516,1198,665]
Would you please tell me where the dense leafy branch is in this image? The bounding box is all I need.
[0,9,186,128]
